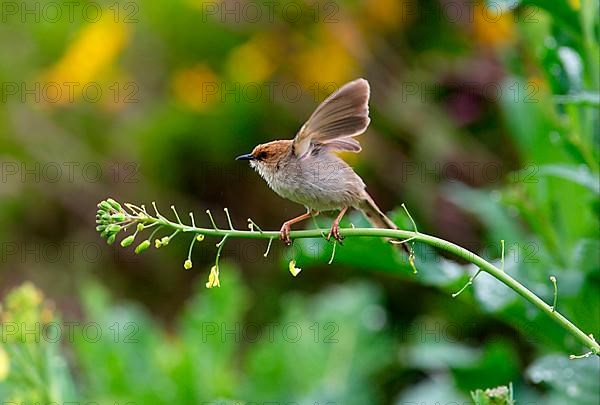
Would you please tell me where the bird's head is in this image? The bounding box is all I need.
[235,140,291,175]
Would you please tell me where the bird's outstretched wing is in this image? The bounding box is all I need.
[292,78,370,158]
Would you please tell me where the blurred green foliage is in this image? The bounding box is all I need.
[0,0,598,403]
[1,270,398,403]
[470,384,514,405]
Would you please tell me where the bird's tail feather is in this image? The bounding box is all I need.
[358,193,410,254]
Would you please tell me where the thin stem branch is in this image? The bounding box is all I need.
[102,201,600,356]
[247,218,263,233]
[206,210,219,230]
[550,276,558,312]
[263,237,274,257]
[171,205,183,224]
[328,240,337,265]
[187,236,197,261]
[223,208,234,230]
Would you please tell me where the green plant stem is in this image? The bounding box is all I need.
[45,198,564,358]
[132,213,599,355]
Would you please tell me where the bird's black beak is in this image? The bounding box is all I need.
[235,153,255,161]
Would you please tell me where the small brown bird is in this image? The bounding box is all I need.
[237,78,407,251]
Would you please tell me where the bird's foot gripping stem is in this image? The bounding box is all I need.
[279,223,292,246]
[279,210,319,246]
[326,207,348,245]
[326,222,344,245]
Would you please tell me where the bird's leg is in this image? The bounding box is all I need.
[327,207,348,244]
[279,211,314,246]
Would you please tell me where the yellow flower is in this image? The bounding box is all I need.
[172,64,219,111]
[292,26,357,90]
[206,266,221,288]
[0,345,9,381]
[226,33,279,83]
[6,282,43,312]
[41,15,128,104]
[41,304,54,324]
[472,2,515,48]
[184,259,192,270]
[363,0,412,31]
[288,260,301,277]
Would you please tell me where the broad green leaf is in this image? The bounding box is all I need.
[527,354,600,405]
[536,164,600,194]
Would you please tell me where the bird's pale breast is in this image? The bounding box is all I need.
[267,152,366,212]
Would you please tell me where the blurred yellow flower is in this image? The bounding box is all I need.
[41,305,54,324]
[42,15,128,104]
[364,0,412,31]
[473,2,515,48]
[0,345,9,381]
[292,26,357,90]
[226,33,279,83]
[206,265,221,288]
[527,76,550,100]
[6,282,43,311]
[2,282,48,343]
[568,0,580,9]
[288,260,301,277]
[172,64,220,111]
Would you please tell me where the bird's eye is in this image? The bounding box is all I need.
[257,151,268,160]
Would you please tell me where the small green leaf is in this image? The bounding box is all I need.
[134,240,151,254]
[106,198,122,211]
[107,224,122,233]
[536,164,599,195]
[98,201,112,212]
[111,213,125,222]
[106,234,116,245]
[121,235,135,247]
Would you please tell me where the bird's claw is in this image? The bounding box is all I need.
[279,224,292,246]
[327,223,344,245]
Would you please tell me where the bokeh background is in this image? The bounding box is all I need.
[0,0,599,403]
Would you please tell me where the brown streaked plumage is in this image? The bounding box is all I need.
[236,78,408,252]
